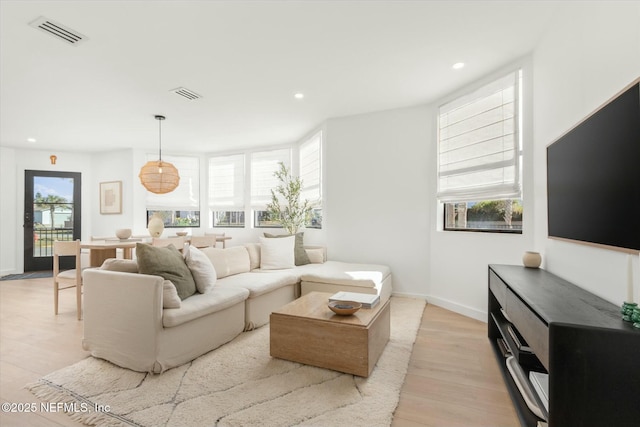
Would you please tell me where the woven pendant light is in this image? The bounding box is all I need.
[139,115,180,194]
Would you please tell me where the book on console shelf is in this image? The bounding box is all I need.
[329,292,379,309]
[507,324,533,353]
[529,371,549,413]
[497,338,512,358]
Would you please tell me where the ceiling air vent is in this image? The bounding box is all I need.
[29,16,87,46]
[171,87,203,101]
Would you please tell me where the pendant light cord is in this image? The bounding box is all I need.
[155,115,166,162]
[158,117,162,162]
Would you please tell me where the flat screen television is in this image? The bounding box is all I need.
[547,79,640,253]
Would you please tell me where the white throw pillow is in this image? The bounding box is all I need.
[184,245,217,293]
[259,235,295,270]
[163,280,181,309]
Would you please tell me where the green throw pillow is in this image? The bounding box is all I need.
[136,243,196,300]
[263,232,311,266]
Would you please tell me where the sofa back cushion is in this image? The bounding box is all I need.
[136,243,197,300]
[200,246,250,279]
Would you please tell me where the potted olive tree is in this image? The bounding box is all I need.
[265,162,313,234]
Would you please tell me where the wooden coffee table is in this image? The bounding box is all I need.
[270,291,390,377]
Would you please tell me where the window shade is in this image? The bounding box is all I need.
[145,155,199,210]
[250,148,291,208]
[437,71,521,203]
[208,154,245,210]
[299,131,322,203]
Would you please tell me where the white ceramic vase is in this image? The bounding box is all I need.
[148,214,164,237]
[522,251,542,268]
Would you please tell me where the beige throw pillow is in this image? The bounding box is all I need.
[305,248,325,264]
[100,258,139,273]
[163,280,181,309]
[244,243,261,270]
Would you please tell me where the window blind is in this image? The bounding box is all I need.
[145,155,200,210]
[437,71,521,203]
[250,148,291,208]
[299,131,322,203]
[208,154,245,210]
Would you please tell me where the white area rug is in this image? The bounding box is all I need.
[28,297,425,427]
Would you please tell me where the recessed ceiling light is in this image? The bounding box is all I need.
[452,62,465,70]
[294,93,304,99]
[27,138,36,143]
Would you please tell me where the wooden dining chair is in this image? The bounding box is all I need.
[189,235,217,249]
[205,232,227,248]
[152,236,186,251]
[53,239,83,320]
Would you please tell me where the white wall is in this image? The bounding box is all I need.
[324,105,431,297]
[532,2,640,305]
[0,147,18,276]
[0,147,94,274]
[426,59,536,321]
[90,149,136,238]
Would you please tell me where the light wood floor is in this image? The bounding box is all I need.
[0,278,518,427]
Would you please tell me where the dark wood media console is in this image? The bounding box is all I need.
[488,264,640,427]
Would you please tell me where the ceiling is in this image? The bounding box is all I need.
[1,1,562,154]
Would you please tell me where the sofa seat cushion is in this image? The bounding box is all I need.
[297,261,390,290]
[216,271,299,298]
[163,286,249,328]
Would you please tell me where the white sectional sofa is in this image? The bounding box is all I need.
[82,242,392,374]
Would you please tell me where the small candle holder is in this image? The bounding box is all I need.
[621,301,638,322]
[631,307,640,329]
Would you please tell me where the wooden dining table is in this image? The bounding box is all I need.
[80,239,140,267]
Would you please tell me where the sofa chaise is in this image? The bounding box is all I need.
[82,240,392,373]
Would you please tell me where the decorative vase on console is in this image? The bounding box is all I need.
[522,251,542,268]
[148,214,164,237]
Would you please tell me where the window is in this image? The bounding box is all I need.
[299,131,322,229]
[208,154,245,227]
[444,199,522,232]
[145,155,200,227]
[251,148,291,228]
[437,70,523,233]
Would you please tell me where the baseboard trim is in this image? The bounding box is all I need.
[391,291,487,322]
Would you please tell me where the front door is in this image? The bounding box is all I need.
[24,170,81,271]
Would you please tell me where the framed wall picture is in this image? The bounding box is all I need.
[100,181,122,214]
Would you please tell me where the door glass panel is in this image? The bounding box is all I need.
[33,177,75,258]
